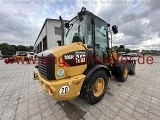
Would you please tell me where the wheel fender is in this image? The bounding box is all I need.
[84,65,111,80]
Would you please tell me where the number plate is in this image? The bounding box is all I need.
[59,86,70,95]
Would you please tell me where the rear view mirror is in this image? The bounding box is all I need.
[65,23,69,28]
[112,25,118,34]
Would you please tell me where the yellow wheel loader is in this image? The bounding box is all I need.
[33,7,136,105]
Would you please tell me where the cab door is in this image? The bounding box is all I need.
[94,17,109,64]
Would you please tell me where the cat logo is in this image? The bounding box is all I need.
[76,54,86,63]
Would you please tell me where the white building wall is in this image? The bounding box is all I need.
[47,20,61,49]
[34,19,68,53]
[34,23,47,48]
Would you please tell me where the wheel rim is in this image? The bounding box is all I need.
[93,78,105,97]
[123,67,128,78]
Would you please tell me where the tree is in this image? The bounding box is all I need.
[115,45,131,53]
[116,48,125,52]
[17,45,29,51]
[28,46,34,51]
[119,45,125,48]
[11,45,18,54]
[0,43,15,55]
[125,48,131,53]
[112,46,118,49]
[0,43,34,55]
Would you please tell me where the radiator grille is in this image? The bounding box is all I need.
[37,53,55,80]
[38,56,47,78]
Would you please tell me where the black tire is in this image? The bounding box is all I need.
[114,63,129,82]
[82,69,108,105]
[130,64,135,75]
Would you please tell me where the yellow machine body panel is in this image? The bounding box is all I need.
[35,70,86,100]
[34,42,88,100]
[53,42,87,80]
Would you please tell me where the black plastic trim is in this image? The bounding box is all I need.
[46,54,55,80]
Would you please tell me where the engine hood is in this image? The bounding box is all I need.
[37,42,88,80]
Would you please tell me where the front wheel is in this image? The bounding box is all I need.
[83,69,108,105]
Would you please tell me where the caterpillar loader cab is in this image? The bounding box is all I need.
[33,7,136,105]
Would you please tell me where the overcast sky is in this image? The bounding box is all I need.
[0,0,160,50]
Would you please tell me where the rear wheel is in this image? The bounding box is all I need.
[83,69,108,105]
[130,64,135,75]
[114,64,129,82]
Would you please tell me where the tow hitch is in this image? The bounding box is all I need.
[33,71,38,80]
